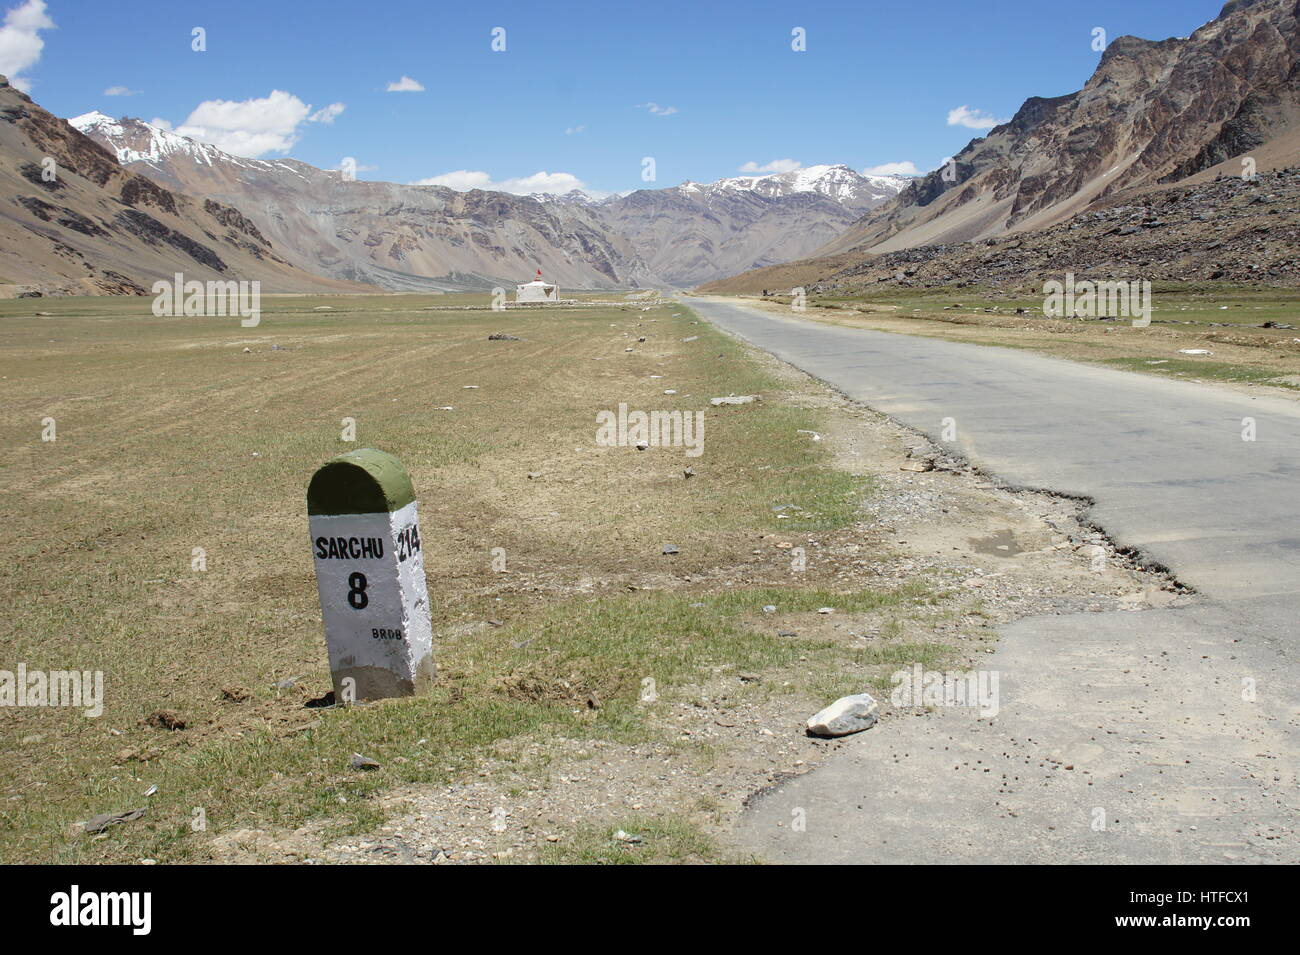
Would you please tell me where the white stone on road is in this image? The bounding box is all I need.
[806,694,880,737]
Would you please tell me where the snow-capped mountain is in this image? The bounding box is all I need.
[680,164,909,211]
[71,111,294,172]
[2,84,361,294]
[595,165,909,286]
[527,165,910,285]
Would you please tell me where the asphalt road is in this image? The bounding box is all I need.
[689,296,1299,864]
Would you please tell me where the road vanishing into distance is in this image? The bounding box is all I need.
[690,295,1299,864]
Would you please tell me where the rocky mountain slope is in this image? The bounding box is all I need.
[0,77,364,296]
[699,160,1300,295]
[70,112,658,292]
[816,0,1300,259]
[72,113,906,290]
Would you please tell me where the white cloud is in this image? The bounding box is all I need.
[386,75,424,92]
[414,170,493,190]
[636,102,678,117]
[310,102,345,124]
[565,124,585,135]
[738,159,802,175]
[412,168,602,197]
[0,0,55,92]
[947,105,1007,130]
[170,90,344,157]
[104,85,140,97]
[863,161,919,176]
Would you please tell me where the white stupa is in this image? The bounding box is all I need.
[515,269,559,303]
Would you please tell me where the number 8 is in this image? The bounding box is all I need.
[347,572,369,609]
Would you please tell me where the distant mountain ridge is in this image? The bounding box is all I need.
[70,111,907,290]
[70,111,659,292]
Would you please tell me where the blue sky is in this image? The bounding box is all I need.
[5,0,1228,195]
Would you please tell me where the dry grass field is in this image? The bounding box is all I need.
[1,292,970,863]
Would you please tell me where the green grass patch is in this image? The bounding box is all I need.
[536,814,739,864]
[1096,356,1300,389]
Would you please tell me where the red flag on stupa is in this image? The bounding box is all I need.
[536,269,543,280]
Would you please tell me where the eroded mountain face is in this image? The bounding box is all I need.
[0,77,364,295]
[820,0,1300,258]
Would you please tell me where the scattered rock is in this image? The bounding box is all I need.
[350,753,381,770]
[487,333,521,341]
[710,395,758,406]
[806,693,880,737]
[81,808,146,835]
[662,544,679,555]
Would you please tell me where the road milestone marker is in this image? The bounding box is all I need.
[307,449,435,702]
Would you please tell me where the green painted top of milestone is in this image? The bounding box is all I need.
[307,448,417,516]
